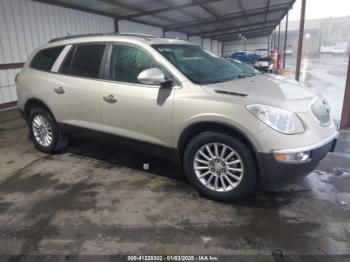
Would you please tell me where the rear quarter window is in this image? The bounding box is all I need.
[30,46,64,71]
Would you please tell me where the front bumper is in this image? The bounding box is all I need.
[257,133,338,185]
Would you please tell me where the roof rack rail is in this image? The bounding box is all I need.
[48,33,158,43]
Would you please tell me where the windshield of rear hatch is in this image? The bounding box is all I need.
[153,44,244,85]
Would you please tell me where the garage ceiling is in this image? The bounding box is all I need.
[34,0,296,41]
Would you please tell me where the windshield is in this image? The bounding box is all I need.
[153,44,244,85]
[226,58,261,76]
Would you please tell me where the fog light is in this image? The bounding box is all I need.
[273,151,310,163]
[296,152,308,161]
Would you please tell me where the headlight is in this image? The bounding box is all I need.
[247,104,304,134]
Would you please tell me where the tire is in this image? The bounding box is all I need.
[183,132,257,202]
[28,107,68,154]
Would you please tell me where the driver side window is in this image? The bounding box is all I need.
[108,44,169,84]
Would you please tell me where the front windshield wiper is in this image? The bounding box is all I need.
[198,74,254,85]
[198,77,238,85]
[238,73,253,78]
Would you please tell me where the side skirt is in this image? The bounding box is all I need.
[57,123,180,165]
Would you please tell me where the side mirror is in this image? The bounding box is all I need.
[137,68,173,88]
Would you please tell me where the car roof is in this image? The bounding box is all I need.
[44,33,197,49]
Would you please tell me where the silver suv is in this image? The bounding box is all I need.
[16,34,338,202]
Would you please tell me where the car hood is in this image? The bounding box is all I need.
[202,74,316,112]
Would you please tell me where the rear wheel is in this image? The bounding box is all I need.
[28,108,68,153]
[183,132,257,202]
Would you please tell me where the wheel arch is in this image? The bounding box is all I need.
[177,121,261,180]
[24,98,56,122]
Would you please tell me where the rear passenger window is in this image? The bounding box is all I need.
[64,44,106,78]
[30,46,64,71]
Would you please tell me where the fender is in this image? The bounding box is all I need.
[177,120,261,161]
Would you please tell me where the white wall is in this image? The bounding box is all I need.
[223,36,269,57]
[0,0,114,64]
[212,40,219,56]
[118,20,163,37]
[188,37,222,56]
[202,38,212,51]
[0,0,114,105]
[188,36,202,46]
[0,68,21,105]
[165,31,187,40]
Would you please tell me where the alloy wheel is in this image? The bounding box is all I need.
[32,114,53,147]
[193,143,244,192]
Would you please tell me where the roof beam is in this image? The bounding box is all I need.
[237,0,251,29]
[221,29,274,42]
[243,31,274,39]
[112,0,221,20]
[264,0,272,28]
[164,3,291,32]
[191,18,281,36]
[213,30,275,40]
[153,0,200,20]
[210,25,276,39]
[198,0,296,38]
[215,31,275,41]
[101,0,178,24]
[33,0,175,29]
[33,0,116,17]
[191,0,219,18]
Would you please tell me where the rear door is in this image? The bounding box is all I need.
[51,43,107,131]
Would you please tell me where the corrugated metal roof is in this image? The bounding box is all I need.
[34,0,296,41]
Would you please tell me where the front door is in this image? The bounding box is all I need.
[100,44,174,147]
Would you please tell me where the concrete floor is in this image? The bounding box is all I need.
[0,108,350,261]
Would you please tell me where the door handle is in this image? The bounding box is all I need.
[103,95,117,104]
[54,86,65,94]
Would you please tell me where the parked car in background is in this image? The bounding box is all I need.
[285,46,293,55]
[16,34,338,202]
[254,57,273,73]
[252,49,273,72]
[231,51,260,63]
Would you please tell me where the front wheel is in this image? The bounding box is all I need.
[183,132,257,202]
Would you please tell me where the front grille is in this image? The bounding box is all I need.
[310,97,331,126]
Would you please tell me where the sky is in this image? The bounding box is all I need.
[287,0,350,21]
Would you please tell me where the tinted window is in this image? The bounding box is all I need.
[108,44,166,84]
[30,46,64,71]
[69,44,106,78]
